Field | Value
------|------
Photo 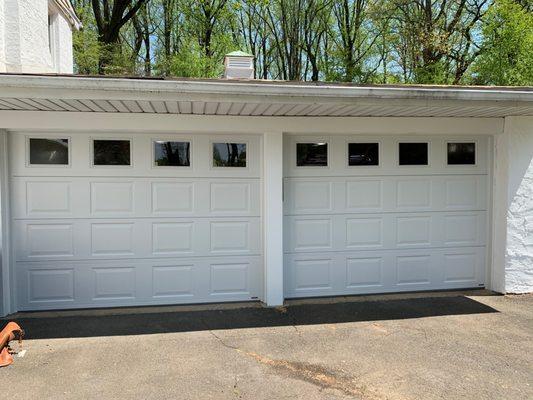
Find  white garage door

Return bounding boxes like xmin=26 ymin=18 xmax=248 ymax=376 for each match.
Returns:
xmin=284 ymin=135 xmax=489 ymax=298
xmin=10 ymin=132 xmax=263 ymax=311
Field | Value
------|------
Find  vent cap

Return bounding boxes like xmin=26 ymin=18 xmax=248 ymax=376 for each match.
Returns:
xmin=224 ymin=51 xmax=254 ymax=79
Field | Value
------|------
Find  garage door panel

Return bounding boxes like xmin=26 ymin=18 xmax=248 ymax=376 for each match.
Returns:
xmin=10 ymin=133 xmax=263 ymax=178
xmin=284 ymin=212 xmax=486 ymax=253
xmin=284 ymin=175 xmax=487 ymax=215
xmin=16 ymin=256 xmax=263 ymax=310
xmin=284 ymin=135 xmax=489 ymax=177
xmin=284 ymin=247 xmax=485 ymax=297
xmin=346 ymin=257 xmax=384 ymax=289
xmin=15 ymin=217 xmax=261 ymax=261
xmin=12 ymin=177 xmax=261 ymax=219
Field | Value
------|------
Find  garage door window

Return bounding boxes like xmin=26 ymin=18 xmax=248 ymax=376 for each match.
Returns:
xmin=29 ymin=138 xmax=69 ymax=165
xmin=297 ymin=143 xmax=328 ymax=166
xmin=348 ymin=143 xmax=379 ymax=166
xmin=93 ymin=139 xmax=131 ymax=166
xmin=213 ymin=142 xmax=246 ymax=167
xmin=399 ymin=142 xmax=428 ymax=165
xmin=447 ymin=142 xmax=475 ymax=165
xmin=154 ymin=141 xmax=191 ymax=167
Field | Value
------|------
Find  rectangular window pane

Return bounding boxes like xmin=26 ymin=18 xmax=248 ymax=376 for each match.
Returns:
xmin=297 ymin=143 xmax=328 ymax=166
xmin=447 ymin=142 xmax=475 ymax=165
xmin=348 ymin=143 xmax=379 ymax=166
xmin=399 ymin=142 xmax=428 ymax=165
xmin=93 ymin=139 xmax=131 ymax=166
xmin=213 ymin=143 xmax=246 ymax=167
xmin=154 ymin=141 xmax=190 ymax=166
xmin=29 ymin=138 xmax=69 ymax=165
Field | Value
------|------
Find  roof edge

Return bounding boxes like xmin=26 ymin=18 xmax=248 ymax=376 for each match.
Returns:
xmin=51 ymin=0 xmax=82 ymax=30
xmin=0 ymin=74 xmax=531 ymax=106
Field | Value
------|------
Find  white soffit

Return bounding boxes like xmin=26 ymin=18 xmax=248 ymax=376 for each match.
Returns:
xmin=0 ymin=75 xmax=532 ymax=118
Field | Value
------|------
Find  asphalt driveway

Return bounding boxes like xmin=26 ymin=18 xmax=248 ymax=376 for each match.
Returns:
xmin=2 ymin=291 xmax=532 ymax=400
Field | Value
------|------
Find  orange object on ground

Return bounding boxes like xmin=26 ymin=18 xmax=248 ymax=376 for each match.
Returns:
xmin=0 ymin=322 xmax=24 ymax=367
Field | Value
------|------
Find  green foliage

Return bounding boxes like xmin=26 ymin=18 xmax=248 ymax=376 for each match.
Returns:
xmin=71 ymin=0 xmax=532 ymax=85
xmin=471 ymin=0 xmax=533 ymax=85
xmin=72 ymin=3 xmax=100 ymax=74
xmin=168 ymin=40 xmax=227 ymax=78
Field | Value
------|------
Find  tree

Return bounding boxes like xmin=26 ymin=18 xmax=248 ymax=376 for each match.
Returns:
xmin=90 ymin=0 xmax=149 ymax=73
xmin=391 ymin=0 xmax=489 ymax=84
xmin=472 ymin=0 xmax=533 ymax=85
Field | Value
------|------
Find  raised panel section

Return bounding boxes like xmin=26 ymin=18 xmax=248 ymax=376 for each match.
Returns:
xmin=396 ymin=216 xmax=431 ymax=246
xmin=293 ymin=259 xmax=331 ymax=290
xmin=152 ymin=265 xmax=193 ymax=297
xmin=396 ymin=180 xmax=431 ymax=209
xmin=93 ymin=267 xmax=135 ymax=299
xmin=27 ymin=182 xmax=71 ymax=215
xmin=292 ymin=181 xmax=332 ymax=212
xmin=444 ymin=215 xmax=478 ymax=245
xmin=293 ymin=219 xmax=332 ymax=250
xmin=29 ymin=269 xmax=74 ymax=302
xmin=346 ymin=180 xmax=382 ymax=210
xmin=91 ymin=223 xmax=134 ymax=256
xmin=445 ymin=178 xmax=478 ymax=209
xmin=210 ymin=263 xmax=249 ymax=294
xmin=210 ymin=183 xmax=250 ymax=212
xmin=444 ymin=253 xmax=477 ymax=282
xmin=396 ymin=255 xmax=430 ymax=285
xmin=152 ymin=223 xmax=193 ymax=255
xmin=346 ymin=257 xmax=382 ymax=288
xmin=210 ymin=221 xmax=249 ymax=252
xmin=27 ymin=224 xmax=74 ymax=257
xmin=91 ymin=182 xmax=134 ymax=214
xmin=152 ymin=182 xmax=194 ymax=213
xmin=346 ymin=218 xmax=382 ymax=248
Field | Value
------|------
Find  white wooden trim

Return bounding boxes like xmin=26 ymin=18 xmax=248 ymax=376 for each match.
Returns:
xmin=0 ymin=111 xmax=504 ymax=136
xmin=263 ymin=131 xmax=284 ymax=306
xmin=0 ymin=130 xmax=13 ymax=316
xmin=490 ymin=130 xmax=508 ymax=293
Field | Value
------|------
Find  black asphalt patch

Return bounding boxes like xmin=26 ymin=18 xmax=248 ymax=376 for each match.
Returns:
xmin=10 ymin=295 xmax=498 ymax=340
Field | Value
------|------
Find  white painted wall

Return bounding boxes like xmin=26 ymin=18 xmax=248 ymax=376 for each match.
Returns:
xmin=2 ymin=0 xmax=75 ymax=73
xmin=504 ymin=116 xmax=533 ymax=293
xmin=0 ymin=1 xmax=6 ymax=72
xmin=55 ymin=10 xmax=74 ymax=73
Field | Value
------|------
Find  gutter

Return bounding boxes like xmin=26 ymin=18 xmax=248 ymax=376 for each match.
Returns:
xmin=0 ymin=75 xmax=531 ymax=115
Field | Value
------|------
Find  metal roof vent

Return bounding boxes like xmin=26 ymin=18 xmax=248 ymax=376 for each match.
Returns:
xmin=224 ymin=51 xmax=254 ymax=79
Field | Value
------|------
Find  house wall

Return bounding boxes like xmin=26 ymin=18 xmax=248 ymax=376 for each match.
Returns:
xmin=504 ymin=116 xmax=533 ymax=293
xmin=55 ymin=10 xmax=74 ymax=73
xmin=0 ymin=1 xmax=6 ymax=72
xmin=2 ymin=0 xmax=74 ymax=73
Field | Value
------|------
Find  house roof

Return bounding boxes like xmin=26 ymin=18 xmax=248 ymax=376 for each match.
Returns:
xmin=51 ymin=0 xmax=82 ymax=30
xmin=0 ymin=73 xmax=531 ymax=118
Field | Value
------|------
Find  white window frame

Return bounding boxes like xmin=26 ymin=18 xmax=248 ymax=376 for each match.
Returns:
xmin=151 ymin=137 xmax=193 ymax=169
xmin=25 ymin=135 xmax=72 ymax=168
xmin=445 ymin=140 xmax=478 ymax=167
xmin=48 ymin=3 xmax=60 ymax=70
xmin=90 ymin=137 xmax=134 ymax=168
xmin=210 ymin=140 xmax=249 ymax=169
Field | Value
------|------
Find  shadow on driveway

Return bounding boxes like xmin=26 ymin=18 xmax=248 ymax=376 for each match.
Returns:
xmin=10 ymin=295 xmax=498 ymax=340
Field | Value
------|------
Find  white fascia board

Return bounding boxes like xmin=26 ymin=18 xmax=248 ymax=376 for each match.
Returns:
xmin=0 ymin=75 xmax=531 ymax=108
